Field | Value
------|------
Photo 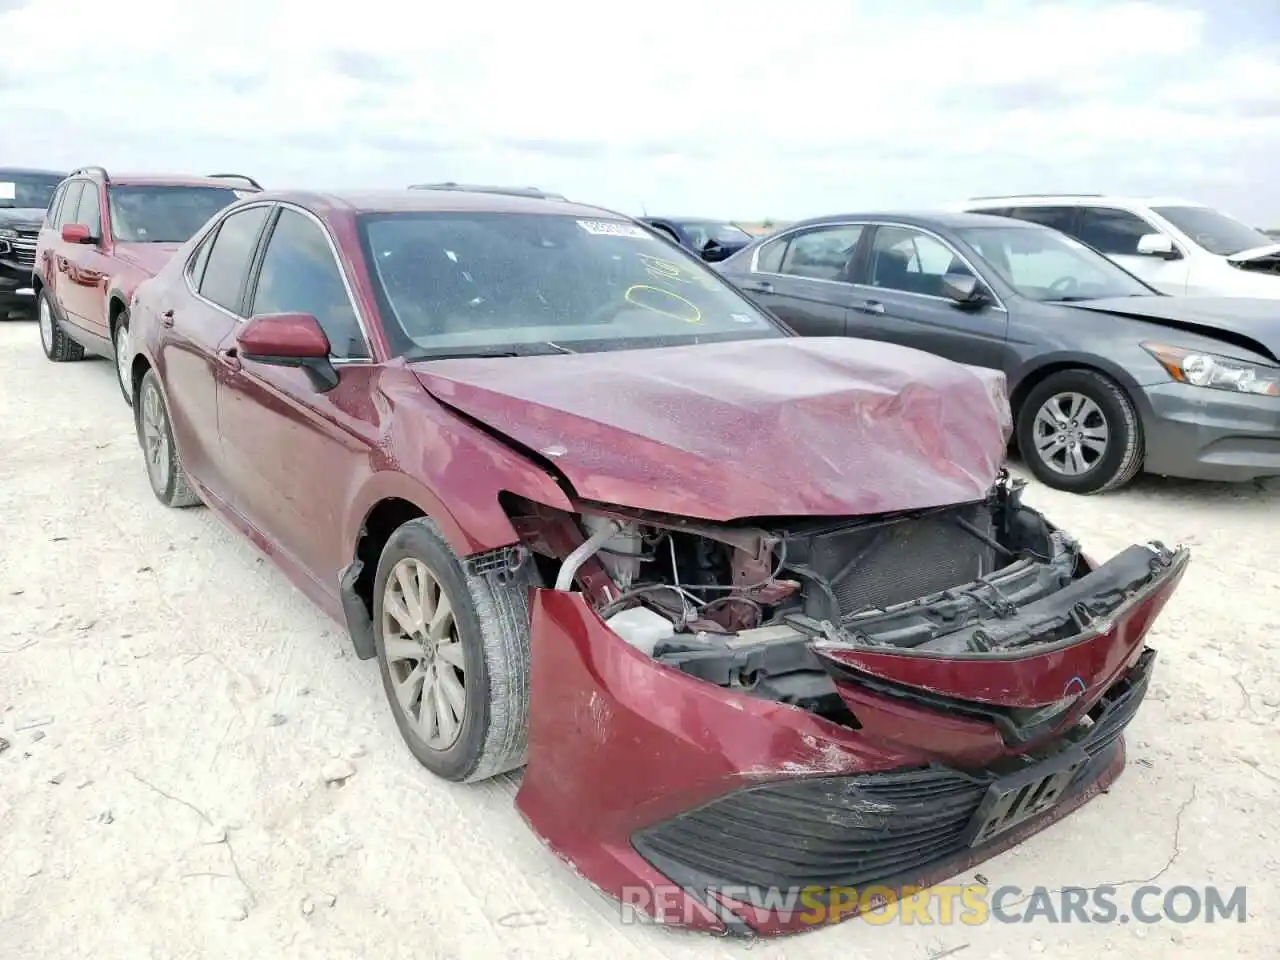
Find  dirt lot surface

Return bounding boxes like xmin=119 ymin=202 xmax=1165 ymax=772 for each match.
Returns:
xmin=1 ymin=321 xmax=1277 ymax=959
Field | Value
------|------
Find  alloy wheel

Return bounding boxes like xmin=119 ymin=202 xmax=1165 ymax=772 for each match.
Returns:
xmin=381 ymin=557 xmax=467 ymax=751
xmin=38 ymin=298 xmax=53 ymax=356
xmin=114 ymin=324 xmax=130 ymax=399
xmin=140 ymin=381 xmax=170 ymax=492
xmin=1031 ymin=391 xmax=1110 ymax=476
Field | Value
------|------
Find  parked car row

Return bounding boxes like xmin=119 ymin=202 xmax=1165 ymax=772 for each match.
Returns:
xmin=717 ymin=210 xmax=1280 ymax=495
xmin=15 ymin=173 xmax=1188 ymax=937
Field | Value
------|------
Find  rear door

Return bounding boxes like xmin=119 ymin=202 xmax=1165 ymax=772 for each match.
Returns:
xmin=217 ymin=205 xmax=376 ymax=585
xmin=1075 ymin=206 xmax=1189 ymax=294
xmin=732 ymin=223 xmax=866 ymax=336
xmin=159 ymin=203 xmax=272 ymax=499
xmin=847 ymin=223 xmax=1009 ymax=370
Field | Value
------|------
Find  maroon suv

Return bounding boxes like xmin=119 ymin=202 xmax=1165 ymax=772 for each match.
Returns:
xmin=34 ymin=167 xmax=260 ymax=403
xmin=125 ymin=187 xmax=1188 ymax=937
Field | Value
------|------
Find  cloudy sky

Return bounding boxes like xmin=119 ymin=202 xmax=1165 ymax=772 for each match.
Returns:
xmin=2 ymin=0 xmax=1278 ymax=222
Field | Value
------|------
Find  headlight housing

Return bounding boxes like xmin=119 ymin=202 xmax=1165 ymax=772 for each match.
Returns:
xmin=1142 ymin=341 xmax=1280 ymax=397
xmin=0 ymin=228 xmax=17 ymax=240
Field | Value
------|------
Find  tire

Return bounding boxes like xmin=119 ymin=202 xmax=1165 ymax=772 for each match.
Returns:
xmin=38 ymin=290 xmax=85 ymax=363
xmin=135 ymin=369 xmax=203 ymax=508
xmin=1016 ymin=369 xmax=1143 ymax=495
xmin=112 ymin=308 xmax=133 ymax=407
xmin=373 ymin=517 xmax=534 ymax=783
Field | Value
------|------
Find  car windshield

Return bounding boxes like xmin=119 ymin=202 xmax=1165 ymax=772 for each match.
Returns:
xmin=358 ymin=211 xmax=786 ymax=359
xmin=956 ymin=224 xmax=1155 ymax=301
xmin=1150 ymin=205 xmax=1276 ymax=257
xmin=0 ymin=172 xmax=62 ymax=209
xmin=107 ymin=185 xmax=240 ymax=243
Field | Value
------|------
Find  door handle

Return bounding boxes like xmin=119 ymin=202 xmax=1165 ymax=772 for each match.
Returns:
xmin=160 ymin=309 xmax=175 ymax=327
xmin=742 ymin=280 xmax=774 ymax=294
xmin=218 ymin=346 xmax=241 ymax=371
xmin=859 ymin=300 xmax=886 ymax=314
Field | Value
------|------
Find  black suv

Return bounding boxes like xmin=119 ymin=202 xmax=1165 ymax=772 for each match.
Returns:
xmin=1 ymin=167 xmax=65 ymax=319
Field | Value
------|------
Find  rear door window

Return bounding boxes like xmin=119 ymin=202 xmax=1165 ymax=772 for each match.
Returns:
xmin=1076 ymin=208 xmax=1153 ymax=255
xmin=197 ymin=205 xmax=270 ymax=314
xmin=778 ymin=225 xmax=865 ymax=280
xmin=1004 ymin=206 xmax=1080 ymax=235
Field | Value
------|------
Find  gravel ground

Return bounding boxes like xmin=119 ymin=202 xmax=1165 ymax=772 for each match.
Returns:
xmin=1 ymin=320 xmax=1277 ymax=959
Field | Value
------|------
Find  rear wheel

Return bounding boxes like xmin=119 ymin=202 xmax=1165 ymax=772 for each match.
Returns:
xmin=136 ymin=369 xmax=202 ymax=508
xmin=112 ymin=308 xmax=132 ymax=407
xmin=38 ymin=291 xmax=85 ymax=363
xmin=1016 ymin=369 xmax=1143 ymax=494
xmin=373 ymin=517 xmax=534 ymax=783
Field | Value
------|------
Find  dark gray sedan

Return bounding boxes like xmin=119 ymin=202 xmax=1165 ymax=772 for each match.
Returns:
xmin=717 ymin=212 xmax=1280 ymax=494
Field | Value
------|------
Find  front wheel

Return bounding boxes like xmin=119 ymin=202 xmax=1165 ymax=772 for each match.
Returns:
xmin=1016 ymin=369 xmax=1144 ymax=494
xmin=112 ymin=309 xmax=132 ymax=407
xmin=373 ymin=517 xmax=535 ymax=783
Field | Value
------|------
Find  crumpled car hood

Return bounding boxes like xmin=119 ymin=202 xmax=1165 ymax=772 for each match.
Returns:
xmin=412 ymin=337 xmax=1011 ymax=521
xmin=1227 ymin=242 xmax=1280 ymax=264
xmin=1068 ymin=296 xmax=1280 ymax=360
xmin=112 ymin=241 xmax=183 ymax=276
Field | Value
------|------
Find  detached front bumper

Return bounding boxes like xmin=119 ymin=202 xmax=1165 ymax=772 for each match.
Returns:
xmin=514 ymin=547 xmax=1186 ymax=937
xmin=1139 ymin=381 xmax=1280 ymax=482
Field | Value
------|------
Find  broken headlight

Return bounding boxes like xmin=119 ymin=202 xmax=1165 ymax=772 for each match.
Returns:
xmin=1143 ymin=341 xmax=1280 ymax=397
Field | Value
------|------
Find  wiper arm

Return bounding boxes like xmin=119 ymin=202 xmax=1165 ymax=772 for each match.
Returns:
xmin=411 ymin=342 xmax=578 ymax=362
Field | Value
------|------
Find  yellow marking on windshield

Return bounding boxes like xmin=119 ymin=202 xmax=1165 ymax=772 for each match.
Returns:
xmin=638 ymin=253 xmax=721 ymax=292
xmin=624 ymin=285 xmax=703 ymax=323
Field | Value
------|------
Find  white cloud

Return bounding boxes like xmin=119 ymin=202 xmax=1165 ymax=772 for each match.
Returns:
xmin=2 ymin=0 xmax=1279 ymax=222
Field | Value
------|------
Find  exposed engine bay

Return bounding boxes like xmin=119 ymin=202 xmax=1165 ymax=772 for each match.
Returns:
xmin=502 ymin=470 xmax=1179 ymax=725
xmin=1230 ymin=251 xmax=1280 ymax=275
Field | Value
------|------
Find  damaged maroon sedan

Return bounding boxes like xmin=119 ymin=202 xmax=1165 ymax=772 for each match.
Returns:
xmin=124 ymin=188 xmax=1189 ymax=937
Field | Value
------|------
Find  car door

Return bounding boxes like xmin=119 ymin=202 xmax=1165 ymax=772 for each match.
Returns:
xmin=216 ymin=204 xmax=377 ymax=587
xmin=1076 ymin=206 xmax=1190 ymax=294
xmin=159 ymin=203 xmax=272 ymax=500
xmin=61 ymin=182 xmax=112 ymax=338
xmin=42 ymin=180 xmax=84 ymax=322
xmin=733 ymin=223 xmax=866 ymax=335
xmin=847 ymin=223 xmax=1009 ymax=370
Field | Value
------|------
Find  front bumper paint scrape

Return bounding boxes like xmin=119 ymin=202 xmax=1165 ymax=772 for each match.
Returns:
xmin=513 ymin=544 xmax=1189 ymax=937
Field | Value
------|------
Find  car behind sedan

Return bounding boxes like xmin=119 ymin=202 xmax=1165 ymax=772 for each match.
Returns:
xmin=717 ymin=212 xmax=1280 ymax=494
xmin=125 ymin=189 xmax=1186 ymax=936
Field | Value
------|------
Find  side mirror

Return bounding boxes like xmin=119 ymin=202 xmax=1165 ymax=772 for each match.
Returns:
xmin=1136 ymin=233 xmax=1180 ymax=260
xmin=236 ymin=313 xmax=339 ymax=391
xmin=941 ymin=273 xmax=987 ymax=307
xmin=61 ymin=223 xmax=95 ymax=244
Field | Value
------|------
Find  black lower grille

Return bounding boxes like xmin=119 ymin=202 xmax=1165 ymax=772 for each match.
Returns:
xmin=632 ymin=648 xmax=1154 ymax=895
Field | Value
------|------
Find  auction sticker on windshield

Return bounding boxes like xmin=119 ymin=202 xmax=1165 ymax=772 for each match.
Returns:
xmin=577 ymin=219 xmax=647 ymax=239
xmin=0 ymin=183 xmax=16 ymax=201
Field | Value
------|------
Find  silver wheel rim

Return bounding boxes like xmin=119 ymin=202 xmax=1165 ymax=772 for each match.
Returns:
xmin=381 ymin=558 xmax=466 ymax=751
xmin=38 ymin=299 xmax=53 ymax=354
xmin=115 ymin=324 xmax=130 ymax=396
xmin=1032 ymin=392 xmax=1109 ymax=476
xmin=140 ymin=383 xmax=170 ymax=492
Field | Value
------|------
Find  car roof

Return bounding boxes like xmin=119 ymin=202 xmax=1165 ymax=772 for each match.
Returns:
xmin=958 ymin=195 xmax=1208 ymax=209
xmin=103 ymin=174 xmax=258 ymax=189
xmin=779 ymin=210 xmax=1040 ymax=232
xmin=257 ymin=188 xmax=625 ymax=219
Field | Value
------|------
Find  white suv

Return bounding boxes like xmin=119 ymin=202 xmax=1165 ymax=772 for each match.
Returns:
xmin=953 ymin=194 xmax=1280 ymax=298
